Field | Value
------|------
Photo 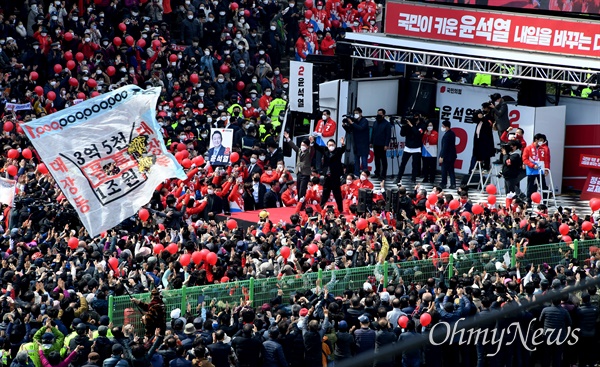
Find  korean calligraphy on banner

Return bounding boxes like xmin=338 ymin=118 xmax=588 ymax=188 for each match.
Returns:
xmin=0 ymin=177 xmax=16 ymax=206
xmin=385 ymin=2 xmax=600 ymax=58
xmin=22 ymin=85 xmax=187 ymax=237
xmin=208 ymin=129 xmax=233 ymax=166
xmin=289 ymin=61 xmax=313 ymax=114
xmin=579 ymin=154 xmax=600 ymax=200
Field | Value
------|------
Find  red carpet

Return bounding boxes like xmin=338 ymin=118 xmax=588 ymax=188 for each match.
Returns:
xmin=217 ymin=207 xmax=299 ymax=228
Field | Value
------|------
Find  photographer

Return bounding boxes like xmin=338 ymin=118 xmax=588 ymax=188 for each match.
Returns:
xmin=467 ymin=106 xmax=495 ymax=174
xmin=489 ymin=93 xmax=509 ymax=138
xmin=393 ymin=112 xmax=426 ymax=185
xmin=501 ymin=140 xmax=523 ymax=195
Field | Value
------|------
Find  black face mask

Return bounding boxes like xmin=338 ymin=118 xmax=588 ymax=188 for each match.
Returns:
xmin=376 ymin=115 xmax=383 ymax=121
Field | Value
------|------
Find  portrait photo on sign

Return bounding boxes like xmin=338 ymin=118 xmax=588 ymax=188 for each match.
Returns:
xmin=208 ymin=128 xmax=233 ymax=166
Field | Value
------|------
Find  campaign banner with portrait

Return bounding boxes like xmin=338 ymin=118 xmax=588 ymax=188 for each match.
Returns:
xmin=208 ymin=128 xmax=233 ymax=166
xmin=22 ymin=85 xmax=186 ymax=237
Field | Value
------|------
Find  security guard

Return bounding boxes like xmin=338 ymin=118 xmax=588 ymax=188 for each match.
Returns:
xmin=266 ymin=93 xmax=287 ymax=129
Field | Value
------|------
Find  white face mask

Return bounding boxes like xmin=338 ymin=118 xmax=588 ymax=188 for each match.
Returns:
xmin=274 ymin=70 xmax=280 ymax=75
xmin=199 ymin=92 xmax=205 ymax=97
xmin=207 ymin=117 xmax=212 ymax=123
xmin=198 ymin=103 xmax=204 ymax=108
xmin=259 ymin=60 xmax=265 ymax=64
xmin=283 ymin=84 xmax=289 ymax=88
xmin=207 ymin=189 xmax=214 ymax=195
xmin=328 ymin=145 xmax=335 ymax=152
xmin=266 ymin=170 xmax=273 ymax=175
xmin=537 ymin=141 xmax=544 ymax=146
xmin=259 ymin=155 xmax=266 ymax=160
xmin=270 ymin=25 xmax=276 ymax=30
xmin=204 ymin=51 xmax=210 ymax=55
xmin=188 ymin=15 xmax=193 ymax=19
xmin=220 ymin=11 xmax=226 ymax=15
xmin=167 ymin=73 xmax=173 ymax=79
xmin=265 ymin=91 xmax=271 ymax=96
xmin=200 ymin=133 xmax=207 ymax=138
xmin=346 ymin=179 xmax=352 ymax=185
xmin=217 ymin=105 xmax=224 ymax=110
xmin=218 ymin=78 xmax=224 ymax=83
xmin=252 ymin=78 xmax=257 ymax=83
xmin=52 ymin=16 xmax=58 ymax=21
xmin=427 ymin=126 xmax=433 ymax=131
xmin=322 ymin=115 xmax=327 ymax=121
xmin=120 ymin=68 xmax=126 ymax=73
xmin=346 ymin=250 xmax=353 ymax=256
xmin=73 ymin=16 xmax=79 ymax=21
xmin=360 ymin=175 xmax=366 ymax=181
xmin=300 ymin=145 xmax=307 ymax=152
xmin=250 ymin=158 xmax=257 ymax=163
xmin=354 ymin=113 xmax=360 ymax=119
xmin=246 ymin=103 xmax=251 ymax=108
xmin=259 ymin=50 xmax=265 ymax=55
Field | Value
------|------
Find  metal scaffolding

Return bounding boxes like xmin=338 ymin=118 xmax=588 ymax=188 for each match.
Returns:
xmin=346 ymin=35 xmax=600 ymax=86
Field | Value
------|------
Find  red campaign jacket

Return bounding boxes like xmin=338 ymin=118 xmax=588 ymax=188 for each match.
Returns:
xmin=228 ymin=183 xmax=245 ymax=210
xmin=315 ymin=118 xmax=336 ymax=137
xmin=243 ymin=106 xmax=259 ymax=119
xmin=538 ymin=143 xmax=551 ymax=170
xmin=320 ymin=36 xmax=336 ymax=56
xmin=314 ymin=9 xmax=331 ymax=30
xmin=295 ymin=37 xmax=308 ymax=60
xmin=422 ymin=130 xmax=438 ymax=146
xmin=281 ymin=187 xmax=297 ymax=206
xmin=500 ymin=131 xmax=527 ymax=150
xmin=522 ymin=143 xmax=541 ymax=170
xmin=342 ymin=182 xmax=357 ymax=199
xmin=259 ymin=95 xmax=272 ymax=111
xmin=354 ymin=179 xmax=374 ymax=191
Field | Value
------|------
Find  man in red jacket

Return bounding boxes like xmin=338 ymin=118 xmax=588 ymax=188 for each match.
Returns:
xmin=522 ymin=133 xmax=548 ymax=205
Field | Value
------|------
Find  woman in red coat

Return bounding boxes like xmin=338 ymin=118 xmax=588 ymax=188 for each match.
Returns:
xmin=422 ymin=121 xmax=438 ymax=183
xmin=320 ymin=32 xmax=336 ymax=56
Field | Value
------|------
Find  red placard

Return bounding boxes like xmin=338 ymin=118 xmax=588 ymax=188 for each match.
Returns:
xmin=580 ymin=154 xmax=600 ymax=169
xmin=385 ymin=2 xmax=600 ymax=58
xmin=581 ymin=173 xmax=600 ymax=201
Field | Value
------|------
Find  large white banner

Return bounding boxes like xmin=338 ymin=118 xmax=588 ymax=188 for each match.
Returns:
xmin=289 ymin=61 xmax=313 ymax=113
xmin=0 ymin=177 xmax=15 ymax=206
xmin=436 ymin=83 xmax=536 ymax=175
xmin=22 ymin=85 xmax=186 ymax=237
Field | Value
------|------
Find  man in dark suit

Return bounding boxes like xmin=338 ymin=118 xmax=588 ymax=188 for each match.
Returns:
xmin=266 ymin=142 xmax=283 ymax=168
xmin=251 ymin=173 xmax=267 ymax=209
xmin=313 ymin=136 xmax=346 ymax=213
xmin=203 ymin=183 xmax=224 ymax=220
xmin=285 ymin=131 xmax=313 ymax=200
xmin=207 ymin=330 xmax=236 ymax=367
xmin=245 ymin=152 xmax=263 ymax=182
xmin=343 ymin=107 xmax=370 ymax=175
xmin=439 ymin=120 xmax=457 ymax=189
xmin=263 ymin=180 xmax=282 ymax=208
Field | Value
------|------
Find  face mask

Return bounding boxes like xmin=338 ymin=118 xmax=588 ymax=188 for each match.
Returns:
xmin=72 ymin=16 xmax=79 ymax=21
xmin=41 ymin=33 xmax=47 ymax=37
xmin=132 ymin=12 xmax=139 ymax=16
xmin=346 ymin=250 xmax=353 ymax=256
xmin=83 ymin=76 xmax=89 ymax=81
xmin=328 ymin=145 xmax=335 ymax=152
xmin=208 ymin=17 xmax=214 ymax=21
xmin=249 ymin=158 xmax=257 ymax=164
xmin=204 ymin=50 xmax=210 ymax=55
xmin=88 ymin=7 xmax=93 ymax=12
xmin=361 ymin=175 xmax=368 ymax=181
xmin=346 ymin=179 xmax=352 ymax=185
xmin=266 ymin=170 xmax=273 ymax=175
xmin=441 ymin=127 xmax=447 ymax=132
xmin=427 ymin=126 xmax=433 ymax=131
xmin=50 ymin=81 xmax=56 ymax=87
xmin=354 ymin=22 xmax=359 ymax=27
xmin=244 ymin=103 xmax=251 ymax=108
xmin=52 ymin=16 xmax=58 ymax=21
xmin=265 ymin=91 xmax=271 ymax=96
xmin=289 ymin=3 xmax=295 ymax=6
xmin=220 ymin=11 xmax=226 ymax=15
xmin=251 ymin=93 xmax=257 ymax=98
xmin=538 ymin=141 xmax=544 ymax=146
xmin=207 ymin=117 xmax=213 ymax=123
xmin=207 ymin=189 xmax=214 ymax=195
xmin=354 ymin=113 xmax=360 ymax=119
xmin=217 ymin=105 xmax=224 ymax=110
xmin=42 ymin=344 xmax=53 ymax=350
xmin=103 ymin=41 xmax=109 ymax=46
xmin=227 ymin=23 xmax=233 ymax=28
xmin=259 ymin=155 xmax=266 ymax=160
xmin=224 ymin=50 xmax=230 ymax=54
xmin=188 ymin=15 xmax=193 ymax=19
xmin=283 ymin=84 xmax=289 ymax=89
xmin=274 ymin=70 xmax=280 ymax=75
xmin=317 ymin=5 xmax=323 ymax=9
xmin=218 ymin=78 xmax=224 ymax=83
xmin=322 ymin=115 xmax=327 ymax=121
xmin=120 ymin=68 xmax=126 ymax=73
xmin=300 ymin=145 xmax=308 ymax=152
xmin=259 ymin=50 xmax=265 ymax=55
xmin=259 ymin=60 xmax=265 ymax=65
xmin=33 ymin=45 xmax=39 ymax=50
xmin=251 ymin=78 xmax=258 ymax=83
xmin=494 ymin=101 xmax=499 ymax=106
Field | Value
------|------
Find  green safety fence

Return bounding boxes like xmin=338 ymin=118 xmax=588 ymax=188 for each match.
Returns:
xmin=108 ymin=239 xmax=597 ymax=332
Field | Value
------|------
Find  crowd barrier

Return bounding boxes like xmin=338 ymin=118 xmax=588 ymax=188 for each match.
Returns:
xmin=108 ymin=239 xmax=597 ymax=334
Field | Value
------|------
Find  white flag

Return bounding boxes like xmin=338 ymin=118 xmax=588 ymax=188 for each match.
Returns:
xmin=22 ymin=85 xmax=186 ymax=237
xmin=0 ymin=177 xmax=15 ymax=206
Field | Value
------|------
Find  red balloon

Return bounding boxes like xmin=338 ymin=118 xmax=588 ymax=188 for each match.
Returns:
xmin=563 ymin=235 xmax=573 ymax=243
xmin=91 ymin=91 xmax=101 ymax=98
xmin=64 ymin=32 xmax=73 ymax=42
xmin=582 ymin=221 xmax=593 ymax=232
xmin=166 ymin=243 xmax=178 ymax=254
xmin=169 ymin=54 xmax=178 ymax=63
xmin=177 ymin=143 xmax=187 ymax=152
xmin=243 ymin=9 xmax=250 ymax=17
xmin=236 ymin=81 xmax=245 ymax=91
xmin=206 ymin=252 xmax=218 ymax=265
xmin=520 ymin=219 xmax=528 ymax=229
xmin=153 ymin=243 xmax=164 ymax=254
xmin=230 ymin=2 xmax=239 ymax=10
xmin=30 ymin=71 xmax=38 ymax=81
xmin=357 ymin=218 xmax=368 ymax=230
xmin=180 ymin=150 xmax=190 ymax=159
xmin=65 ymin=51 xmax=73 ymax=61
xmin=87 ymin=78 xmax=97 ymax=88
xmin=192 ymin=156 xmax=205 ymax=166
xmin=77 ymin=92 xmax=86 ymax=100
xmin=591 ymin=198 xmax=600 ymax=212
xmin=106 ymin=66 xmax=116 ymax=76
xmin=21 ymin=149 xmax=32 ymax=160
xmin=6 ymin=165 xmax=17 ymax=177
xmin=175 ymin=151 xmax=184 ymax=162
xmin=486 ymin=184 xmax=497 ymax=195
xmin=118 ymin=22 xmax=127 ymax=32
xmin=420 ymin=313 xmax=432 ymax=327
xmin=158 ymin=223 xmax=166 ymax=231
xmin=37 ymin=163 xmax=48 ymax=174
xmin=472 ymin=204 xmax=483 ymax=215
xmin=138 ymin=208 xmax=150 ymax=221
xmin=66 ymin=60 xmax=76 ymax=70
xmin=398 ymin=315 xmax=408 ymax=328
xmin=75 ymin=52 xmax=84 ymax=62
xmin=179 ymin=253 xmax=191 ymax=266
xmin=54 ymin=64 xmax=63 ymax=74
xmin=427 ymin=193 xmax=437 ymax=205
xmin=191 ymin=251 xmax=202 ymax=264
xmin=487 ymin=195 xmax=496 ymax=205
xmin=137 ymin=38 xmax=146 ymax=48
xmin=305 ymin=10 xmax=313 ymax=19
xmin=461 ymin=211 xmax=472 ymax=222
xmin=34 ymin=86 xmax=44 ymax=96
xmin=531 ymin=192 xmax=541 ymax=204
xmin=68 ymin=237 xmax=79 ymax=249
xmin=125 ymin=36 xmax=134 ymax=46
xmin=307 ymin=244 xmax=318 ymax=255
xmin=219 ymin=64 xmax=230 ymax=74
xmin=200 ymin=249 xmax=210 ymax=261
xmin=305 ymin=0 xmax=314 ymax=8
xmin=280 ymin=246 xmax=290 ymax=259
xmin=113 ymin=37 xmax=122 ymax=47
xmin=7 ymin=149 xmax=18 ymax=159
xmin=3 ymin=121 xmax=13 ymax=133
xmin=226 ymin=219 xmax=237 ymax=230
xmin=69 ymin=77 xmax=78 ymax=87
xmin=221 ymin=276 xmax=229 ymax=283
xmin=108 ymin=257 xmax=119 ymax=271
xmin=559 ymin=223 xmax=569 ymax=236
xmin=152 ymin=39 xmax=161 ymax=50
xmin=230 ymin=152 xmax=239 ymax=163
xmin=190 ymin=73 xmax=199 ymax=84
xmin=181 ymin=158 xmax=192 ymax=169
xmin=46 ymin=91 xmax=56 ymax=101
xmin=448 ymin=199 xmax=460 ymax=211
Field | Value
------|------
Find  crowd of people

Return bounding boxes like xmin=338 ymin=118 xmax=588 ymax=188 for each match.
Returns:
xmin=0 ymin=1 xmax=598 ymax=367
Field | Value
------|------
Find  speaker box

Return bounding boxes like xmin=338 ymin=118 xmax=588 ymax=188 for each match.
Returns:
xmin=385 ymin=188 xmax=399 ymax=212
xmin=358 ymin=188 xmax=373 ymax=213
xmin=517 ymin=80 xmax=546 ymax=107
